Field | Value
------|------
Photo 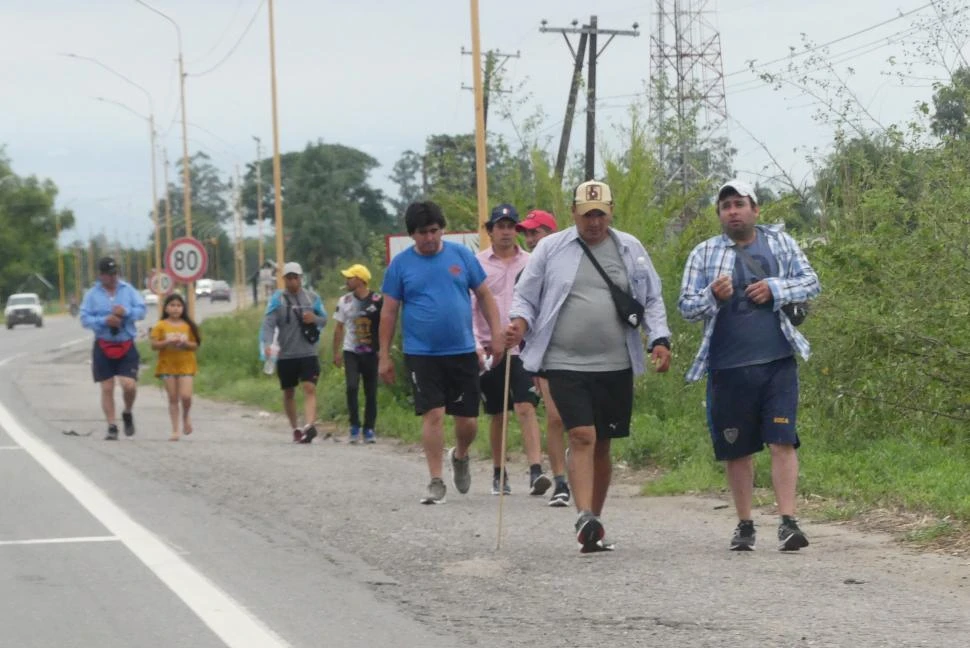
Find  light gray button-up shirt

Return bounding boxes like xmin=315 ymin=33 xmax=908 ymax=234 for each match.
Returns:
xmin=509 ymin=225 xmax=671 ymax=375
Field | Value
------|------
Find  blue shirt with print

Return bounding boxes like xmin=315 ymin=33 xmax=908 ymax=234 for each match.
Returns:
xmin=382 ymin=241 xmax=486 ymax=355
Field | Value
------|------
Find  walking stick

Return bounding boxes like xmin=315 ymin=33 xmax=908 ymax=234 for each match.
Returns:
xmin=495 ymin=352 xmax=512 ymax=550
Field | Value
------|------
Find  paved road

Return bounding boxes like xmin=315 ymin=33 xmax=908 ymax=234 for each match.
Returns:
xmin=2 ymin=304 xmax=969 ymax=647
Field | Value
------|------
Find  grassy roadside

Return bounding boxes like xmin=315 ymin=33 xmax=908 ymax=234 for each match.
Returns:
xmin=139 ymin=305 xmax=969 ymax=552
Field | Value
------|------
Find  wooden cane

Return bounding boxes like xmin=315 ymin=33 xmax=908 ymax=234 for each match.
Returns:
xmin=495 ymin=352 xmax=513 ymax=550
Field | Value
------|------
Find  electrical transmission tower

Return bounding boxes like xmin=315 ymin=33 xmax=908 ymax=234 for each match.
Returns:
xmin=650 ymin=0 xmax=728 ymax=196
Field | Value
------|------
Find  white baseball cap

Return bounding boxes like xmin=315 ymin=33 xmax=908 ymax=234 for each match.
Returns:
xmin=717 ymin=179 xmax=758 ymax=205
xmin=282 ymin=261 xmax=303 ymax=276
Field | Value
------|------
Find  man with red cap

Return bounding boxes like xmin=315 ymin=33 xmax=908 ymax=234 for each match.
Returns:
xmin=514 ymin=210 xmax=571 ymax=506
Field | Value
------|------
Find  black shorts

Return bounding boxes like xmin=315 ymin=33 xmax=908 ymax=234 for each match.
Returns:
xmin=404 ymin=353 xmax=480 ymax=418
xmin=706 ymin=356 xmax=800 ymax=460
xmin=276 ymin=355 xmax=321 ymax=390
xmin=479 ymin=355 xmax=539 ymax=415
xmin=92 ymin=341 xmax=140 ymax=383
xmin=545 ymin=369 xmax=634 ymax=439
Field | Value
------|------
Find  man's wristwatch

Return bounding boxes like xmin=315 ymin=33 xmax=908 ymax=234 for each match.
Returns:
xmin=648 ymin=337 xmax=671 ymax=352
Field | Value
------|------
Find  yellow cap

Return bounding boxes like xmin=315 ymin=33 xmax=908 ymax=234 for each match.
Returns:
xmin=340 ymin=263 xmax=372 ymax=283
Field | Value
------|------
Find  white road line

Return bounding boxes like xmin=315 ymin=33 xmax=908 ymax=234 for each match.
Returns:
xmin=0 ymin=535 xmax=119 ymax=546
xmin=0 ymin=401 xmax=290 ymax=648
xmin=0 ymin=445 xmax=24 ymax=450
xmin=56 ymin=336 xmax=90 ymax=350
xmin=0 ymin=354 xmax=23 ymax=368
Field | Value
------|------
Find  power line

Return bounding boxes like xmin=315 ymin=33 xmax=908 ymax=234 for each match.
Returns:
xmin=725 ymin=2 xmax=935 ymax=78
xmin=187 ymin=0 xmax=246 ymax=65
xmin=190 ymin=0 xmax=266 ymax=78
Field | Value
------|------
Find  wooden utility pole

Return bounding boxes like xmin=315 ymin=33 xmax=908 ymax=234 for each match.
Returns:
xmin=461 ymin=48 xmax=519 ymax=131
xmin=253 ymin=136 xmax=264 ymax=271
xmin=267 ymin=0 xmax=285 ymax=288
xmin=540 ymin=16 xmax=639 ymax=180
xmin=469 ymin=0 xmax=489 ymax=245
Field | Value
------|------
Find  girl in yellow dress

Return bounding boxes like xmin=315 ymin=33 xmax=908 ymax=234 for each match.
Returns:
xmin=150 ymin=293 xmax=201 ymax=441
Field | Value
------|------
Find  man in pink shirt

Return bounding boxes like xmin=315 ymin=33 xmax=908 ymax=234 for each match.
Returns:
xmin=516 ymin=210 xmax=570 ymax=506
xmin=473 ymin=204 xmax=552 ymax=497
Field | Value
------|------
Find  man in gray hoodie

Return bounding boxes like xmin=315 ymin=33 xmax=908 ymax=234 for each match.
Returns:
xmin=261 ymin=262 xmax=328 ymax=443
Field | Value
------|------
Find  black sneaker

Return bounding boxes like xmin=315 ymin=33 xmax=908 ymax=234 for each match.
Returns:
xmin=575 ymin=511 xmax=605 ymax=554
xmin=122 ymin=411 xmax=135 ymax=437
xmin=548 ymin=481 xmax=570 ymax=507
xmin=778 ymin=517 xmax=809 ymax=551
xmin=529 ymin=472 xmax=552 ymax=496
xmin=299 ymin=425 xmax=318 ymax=444
xmin=491 ymin=474 xmax=511 ymax=495
xmin=730 ymin=520 xmax=756 ymax=551
xmin=105 ymin=424 xmax=119 ymax=441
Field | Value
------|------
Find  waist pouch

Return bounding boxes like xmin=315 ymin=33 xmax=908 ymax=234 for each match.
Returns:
xmin=98 ymin=339 xmax=133 ymax=360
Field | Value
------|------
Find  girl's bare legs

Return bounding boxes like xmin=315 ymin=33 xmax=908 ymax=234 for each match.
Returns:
xmin=163 ymin=377 xmax=180 ymax=440
xmin=178 ymin=376 xmax=194 ymax=435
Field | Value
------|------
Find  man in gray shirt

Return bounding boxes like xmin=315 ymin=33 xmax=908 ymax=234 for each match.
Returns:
xmin=261 ymin=262 xmax=328 ymax=444
xmin=507 ymin=181 xmax=672 ymax=553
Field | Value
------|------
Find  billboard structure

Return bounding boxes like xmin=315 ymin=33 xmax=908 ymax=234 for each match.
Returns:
xmin=384 ymin=231 xmax=481 ymax=264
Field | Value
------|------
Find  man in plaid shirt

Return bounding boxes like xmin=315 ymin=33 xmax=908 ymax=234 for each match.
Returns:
xmin=678 ymin=179 xmax=820 ymax=552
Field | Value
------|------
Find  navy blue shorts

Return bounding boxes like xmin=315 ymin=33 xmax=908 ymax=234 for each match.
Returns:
xmin=92 ymin=341 xmax=140 ymax=383
xmin=706 ymin=356 xmax=800 ymax=460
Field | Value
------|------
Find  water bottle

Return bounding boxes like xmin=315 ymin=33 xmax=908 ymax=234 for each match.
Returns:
xmin=263 ymin=344 xmax=279 ymax=375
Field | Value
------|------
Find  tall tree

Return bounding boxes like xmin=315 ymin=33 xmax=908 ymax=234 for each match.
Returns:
xmin=0 ymin=149 xmax=74 ymax=299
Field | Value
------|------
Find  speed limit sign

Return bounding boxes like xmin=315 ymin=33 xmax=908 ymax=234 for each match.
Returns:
xmin=149 ymin=270 xmax=174 ymax=295
xmin=164 ymin=237 xmax=208 ymax=283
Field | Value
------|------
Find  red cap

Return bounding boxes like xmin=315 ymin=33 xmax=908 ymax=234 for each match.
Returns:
xmin=516 ymin=210 xmax=557 ymax=232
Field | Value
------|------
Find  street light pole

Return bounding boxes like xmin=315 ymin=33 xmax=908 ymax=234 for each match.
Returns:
xmin=267 ymin=0 xmax=285 ymax=288
xmin=55 ymin=215 xmax=66 ymax=311
xmin=135 ymin=0 xmax=195 ymax=315
xmin=163 ymin=148 xmax=173 ymax=251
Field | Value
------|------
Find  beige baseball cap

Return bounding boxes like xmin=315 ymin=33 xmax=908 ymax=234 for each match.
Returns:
xmin=573 ymin=180 xmax=614 ymax=216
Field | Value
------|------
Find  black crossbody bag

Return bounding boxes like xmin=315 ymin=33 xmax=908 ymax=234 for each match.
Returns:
xmin=577 ymin=239 xmax=645 ymax=329
xmin=733 ymin=245 xmax=809 ymax=327
xmin=283 ymin=292 xmax=321 ymax=344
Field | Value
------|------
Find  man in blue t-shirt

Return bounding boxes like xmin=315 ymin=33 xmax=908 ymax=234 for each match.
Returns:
xmin=379 ymin=201 xmax=504 ymax=504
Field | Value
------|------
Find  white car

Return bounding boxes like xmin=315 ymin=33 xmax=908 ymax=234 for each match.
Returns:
xmin=5 ymin=293 xmax=43 ymax=329
xmin=141 ymin=289 xmax=160 ymax=306
xmin=195 ymin=278 xmax=214 ymax=297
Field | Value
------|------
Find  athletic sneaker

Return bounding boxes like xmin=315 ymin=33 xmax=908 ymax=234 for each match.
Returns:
xmin=348 ymin=425 xmax=361 ymax=444
xmin=730 ymin=520 xmax=756 ymax=551
xmin=420 ymin=478 xmax=447 ymax=505
xmin=105 ymin=424 xmax=119 ymax=441
xmin=300 ymin=425 xmax=318 ymax=444
xmin=449 ymin=447 xmax=471 ymax=494
xmin=292 ymin=428 xmax=303 ymax=443
xmin=575 ymin=511 xmax=605 ymax=554
xmin=363 ymin=428 xmax=376 ymax=444
xmin=491 ymin=474 xmax=511 ymax=495
xmin=122 ymin=411 xmax=135 ymax=437
xmin=529 ymin=472 xmax=552 ymax=496
xmin=548 ymin=481 xmax=570 ymax=507
xmin=778 ymin=517 xmax=809 ymax=551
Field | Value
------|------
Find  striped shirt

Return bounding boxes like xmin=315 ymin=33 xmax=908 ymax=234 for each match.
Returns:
xmin=509 ymin=226 xmax=671 ymax=375
xmin=678 ymin=224 xmax=821 ymax=382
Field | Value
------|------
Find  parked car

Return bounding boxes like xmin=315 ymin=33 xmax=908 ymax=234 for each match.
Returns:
xmin=4 ymin=293 xmax=43 ymax=329
xmin=209 ymin=280 xmax=231 ymax=302
xmin=195 ymin=278 xmax=214 ymax=297
xmin=141 ymin=289 xmax=159 ymax=306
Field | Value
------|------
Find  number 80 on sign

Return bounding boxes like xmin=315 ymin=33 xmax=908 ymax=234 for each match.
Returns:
xmin=164 ymin=237 xmax=209 ymax=283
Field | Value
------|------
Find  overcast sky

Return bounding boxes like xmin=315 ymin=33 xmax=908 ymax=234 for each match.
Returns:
xmin=1 ymin=0 xmax=960 ymax=244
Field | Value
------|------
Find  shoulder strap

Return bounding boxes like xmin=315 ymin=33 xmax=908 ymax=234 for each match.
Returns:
xmin=576 ymin=238 xmax=617 ymax=289
xmin=733 ymin=244 xmax=767 ymax=280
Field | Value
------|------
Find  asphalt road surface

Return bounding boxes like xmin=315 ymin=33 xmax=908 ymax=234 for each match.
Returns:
xmin=1 ymin=302 xmax=968 ymax=647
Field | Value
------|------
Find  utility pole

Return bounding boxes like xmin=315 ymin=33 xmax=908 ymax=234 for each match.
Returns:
xmin=461 ymin=48 xmax=519 ymax=131
xmin=469 ymin=0 xmax=489 ymax=245
xmin=233 ymin=165 xmax=245 ymax=308
xmin=540 ymin=16 xmax=639 ymax=180
xmin=267 ymin=0 xmax=286 ymax=289
xmin=253 ymin=136 xmax=264 ymax=271
xmin=162 ymin=148 xmax=173 ymax=252
xmin=540 ymin=19 xmax=588 ymax=182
